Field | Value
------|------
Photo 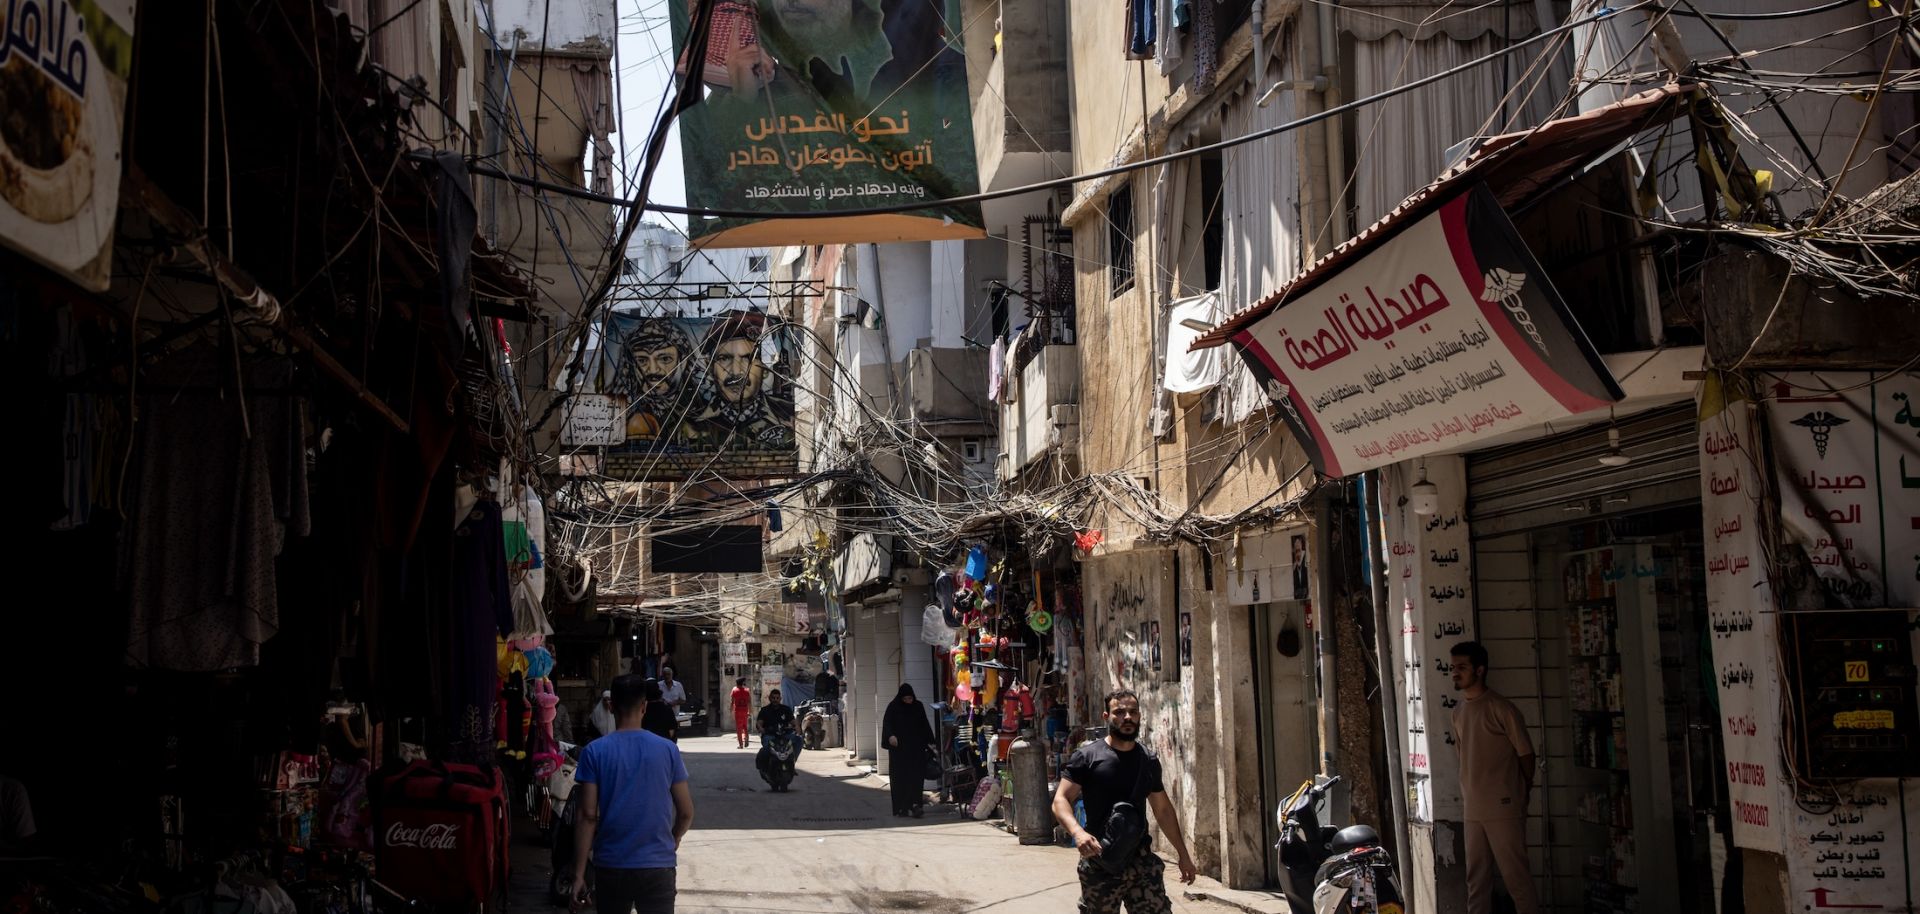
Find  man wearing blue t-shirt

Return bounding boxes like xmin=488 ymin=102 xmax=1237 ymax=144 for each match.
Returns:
xmin=572 ymin=674 xmax=695 ymax=913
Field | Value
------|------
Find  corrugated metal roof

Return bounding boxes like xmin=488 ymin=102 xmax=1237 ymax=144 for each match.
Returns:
xmin=1191 ymin=81 xmax=1697 ymax=350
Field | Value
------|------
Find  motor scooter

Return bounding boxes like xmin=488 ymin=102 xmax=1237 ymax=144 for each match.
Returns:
xmin=757 ymin=720 xmax=802 ymax=791
xmin=796 ymin=699 xmax=836 ymax=750
xmin=1274 ymin=775 xmax=1405 ymax=914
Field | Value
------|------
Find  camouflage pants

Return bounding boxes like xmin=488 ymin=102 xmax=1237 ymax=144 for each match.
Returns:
xmin=1077 ymin=848 xmax=1172 ymax=914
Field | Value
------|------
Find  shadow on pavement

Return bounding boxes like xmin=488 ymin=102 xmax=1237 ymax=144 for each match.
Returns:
xmin=677 ymin=733 xmax=957 ymax=832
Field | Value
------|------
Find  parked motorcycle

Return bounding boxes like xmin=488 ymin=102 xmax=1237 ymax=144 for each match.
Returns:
xmin=1275 ymin=775 xmax=1405 ymax=914
xmin=757 ymin=720 xmax=803 ymax=792
xmin=796 ymin=699 xmax=836 ymax=750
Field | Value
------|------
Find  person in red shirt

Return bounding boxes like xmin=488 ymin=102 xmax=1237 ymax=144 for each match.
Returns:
xmin=729 ymin=678 xmax=754 ymax=749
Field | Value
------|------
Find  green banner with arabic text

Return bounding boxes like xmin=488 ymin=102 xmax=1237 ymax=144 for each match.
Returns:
xmin=670 ymin=0 xmax=984 ymax=247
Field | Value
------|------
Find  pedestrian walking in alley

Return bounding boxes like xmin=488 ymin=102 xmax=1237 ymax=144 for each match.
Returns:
xmin=881 ymin=684 xmax=934 ymax=817
xmin=1450 ymin=641 xmax=1539 ymax=914
xmin=730 ymin=678 xmax=753 ymax=748
xmin=640 ymin=680 xmax=678 ymax=742
xmin=572 ymin=674 xmax=695 ymax=914
xmin=1052 ymin=690 xmax=1197 ymax=914
xmin=658 ymin=667 xmax=686 ymax=713
xmin=592 ymin=690 xmax=617 ymax=740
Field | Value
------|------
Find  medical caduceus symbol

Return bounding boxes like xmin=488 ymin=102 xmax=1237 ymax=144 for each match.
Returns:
xmin=1790 ymin=410 xmax=1848 ymax=459
xmin=1480 ymin=268 xmax=1549 ymax=356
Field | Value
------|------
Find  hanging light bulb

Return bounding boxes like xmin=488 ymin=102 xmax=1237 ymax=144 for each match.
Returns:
xmin=1409 ymin=459 xmax=1439 ymax=516
xmin=1599 ymin=426 xmax=1632 ymax=467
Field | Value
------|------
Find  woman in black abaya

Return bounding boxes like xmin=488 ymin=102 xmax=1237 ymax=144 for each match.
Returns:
xmin=881 ymin=683 xmax=934 ymax=817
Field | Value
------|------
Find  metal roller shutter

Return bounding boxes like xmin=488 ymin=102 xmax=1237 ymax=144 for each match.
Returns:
xmin=1467 ymin=404 xmax=1699 ymax=537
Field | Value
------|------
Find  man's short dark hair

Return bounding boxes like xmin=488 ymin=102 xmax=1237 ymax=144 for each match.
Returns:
xmin=769 ymin=688 xmax=782 ymax=701
xmin=1451 ymin=640 xmax=1489 ymax=672
xmin=611 ymin=674 xmax=650 ymax=716
xmin=736 ymin=677 xmax=747 ymax=686
xmin=1103 ymin=689 xmax=1139 ymax=712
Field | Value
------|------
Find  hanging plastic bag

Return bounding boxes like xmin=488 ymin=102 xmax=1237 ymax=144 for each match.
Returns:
xmin=922 ymin=605 xmax=958 ymax=645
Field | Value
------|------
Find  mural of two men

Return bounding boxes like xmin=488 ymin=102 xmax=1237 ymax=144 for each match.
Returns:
xmin=611 ymin=310 xmax=795 ymax=456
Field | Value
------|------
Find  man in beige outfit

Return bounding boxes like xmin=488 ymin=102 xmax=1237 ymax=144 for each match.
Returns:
xmin=1450 ymin=641 xmax=1538 ymax=914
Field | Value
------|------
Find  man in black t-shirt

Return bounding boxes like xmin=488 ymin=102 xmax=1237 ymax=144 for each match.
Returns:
xmin=1052 ymin=689 xmax=1197 ymax=913
xmin=756 ymin=689 xmax=795 ymax=743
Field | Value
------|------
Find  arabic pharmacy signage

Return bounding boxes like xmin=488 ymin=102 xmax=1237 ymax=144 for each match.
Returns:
xmin=0 ymin=0 xmax=138 ymax=290
xmin=1763 ymin=371 xmax=1920 ymax=610
xmin=1761 ymin=372 xmax=1920 ymax=913
xmin=1698 ymin=377 xmax=1786 ymax=855
xmin=1228 ymin=184 xmax=1622 ymax=477
xmin=1379 ymin=458 xmax=1473 ymax=823
xmin=668 ymin=0 xmax=984 ymax=248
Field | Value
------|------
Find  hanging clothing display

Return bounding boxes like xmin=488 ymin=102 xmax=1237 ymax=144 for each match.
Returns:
xmin=1156 ymin=0 xmax=1186 ymax=73
xmin=124 ymin=355 xmax=311 ymax=672
xmin=449 ymin=496 xmax=513 ymax=763
xmin=1190 ymin=0 xmax=1218 ymax=94
xmin=1127 ymin=0 xmax=1157 ymax=59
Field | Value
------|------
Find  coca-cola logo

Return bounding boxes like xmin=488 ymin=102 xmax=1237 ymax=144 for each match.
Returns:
xmin=386 ymin=822 xmax=460 ymax=850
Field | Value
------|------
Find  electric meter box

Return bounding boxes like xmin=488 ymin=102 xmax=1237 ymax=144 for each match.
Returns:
xmin=1788 ymin=610 xmax=1920 ymax=779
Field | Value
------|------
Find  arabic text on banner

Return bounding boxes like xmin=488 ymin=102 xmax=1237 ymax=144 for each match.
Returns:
xmin=1698 ymin=376 xmax=1787 ymax=855
xmin=1230 ymin=185 xmax=1620 ymax=478
xmin=668 ymin=0 xmax=984 ymax=247
xmin=1381 ymin=458 xmax=1473 ymax=823
xmin=0 ymin=0 xmax=140 ymax=290
xmin=1760 ymin=371 xmax=1920 ymax=908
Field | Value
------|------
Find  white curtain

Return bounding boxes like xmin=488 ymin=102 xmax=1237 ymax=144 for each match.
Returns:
xmin=1351 ymin=31 xmax=1562 ymax=226
xmin=1215 ymin=61 xmax=1301 ymax=424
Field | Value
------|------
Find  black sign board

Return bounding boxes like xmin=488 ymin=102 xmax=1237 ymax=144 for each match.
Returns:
xmin=651 ymin=524 xmax=764 ymax=574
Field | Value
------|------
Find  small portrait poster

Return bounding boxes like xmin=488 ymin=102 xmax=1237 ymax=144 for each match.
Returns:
xmin=1150 ymin=620 xmax=1162 ymax=673
xmin=1179 ymin=613 xmax=1193 ymax=668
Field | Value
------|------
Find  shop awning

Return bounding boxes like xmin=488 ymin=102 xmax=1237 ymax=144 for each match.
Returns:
xmin=1191 ymin=82 xmax=1697 ymax=351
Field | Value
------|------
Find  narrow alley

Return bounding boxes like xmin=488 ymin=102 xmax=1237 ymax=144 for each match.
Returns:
xmin=2 ymin=0 xmax=1916 ymax=913
xmin=509 ymin=736 xmax=1252 ymax=914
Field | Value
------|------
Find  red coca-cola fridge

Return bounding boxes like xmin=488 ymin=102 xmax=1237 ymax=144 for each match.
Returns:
xmin=374 ymin=759 xmax=509 ymax=904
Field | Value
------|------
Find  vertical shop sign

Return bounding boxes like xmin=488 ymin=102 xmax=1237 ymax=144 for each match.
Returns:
xmin=1381 ymin=457 xmax=1473 ymax=823
xmin=1759 ymin=372 xmax=1920 ymax=906
xmin=0 ymin=0 xmax=139 ymax=290
xmin=1764 ymin=372 xmax=1920 ymax=608
xmin=667 ymin=0 xmax=984 ymax=248
xmin=1699 ymin=375 xmax=1787 ymax=854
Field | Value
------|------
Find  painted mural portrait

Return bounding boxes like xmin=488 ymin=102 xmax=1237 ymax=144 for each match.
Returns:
xmin=602 ymin=310 xmax=797 ymax=479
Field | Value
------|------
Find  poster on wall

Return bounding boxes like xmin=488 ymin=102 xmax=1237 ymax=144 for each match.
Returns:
xmin=601 ymin=310 xmax=797 ymax=479
xmin=1697 ymin=375 xmax=1786 ymax=854
xmin=0 ymin=0 xmax=138 ymax=290
xmin=721 ymin=641 xmax=747 ymax=665
xmin=1380 ymin=459 xmax=1474 ymax=823
xmin=668 ymin=0 xmax=984 ymax=248
xmin=1227 ymin=184 xmax=1621 ymax=478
